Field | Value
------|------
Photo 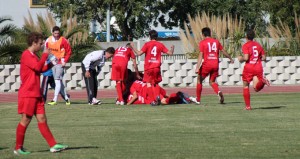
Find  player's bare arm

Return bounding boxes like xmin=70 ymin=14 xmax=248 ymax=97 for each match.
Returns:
xmin=130 ymin=42 xmax=144 ymax=56
xmin=127 ymin=92 xmax=138 ymax=105
xmin=166 ymin=45 xmax=175 ymax=55
xmin=195 ymin=52 xmax=203 ymax=73
xmin=132 ymin=59 xmax=142 ymax=79
xmin=238 ymin=54 xmax=249 ymax=63
xmin=221 ymin=50 xmax=234 ymax=63
xmin=261 ymin=54 xmax=266 ymax=61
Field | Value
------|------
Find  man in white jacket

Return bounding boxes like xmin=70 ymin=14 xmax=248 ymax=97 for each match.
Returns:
xmin=81 ymin=47 xmax=115 ymax=105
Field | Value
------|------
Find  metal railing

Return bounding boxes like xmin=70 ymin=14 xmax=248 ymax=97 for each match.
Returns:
xmin=135 ymin=54 xmax=187 ymax=61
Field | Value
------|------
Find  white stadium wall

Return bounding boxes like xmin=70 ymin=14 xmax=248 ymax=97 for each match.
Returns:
xmin=1 ymin=56 xmax=300 ymax=92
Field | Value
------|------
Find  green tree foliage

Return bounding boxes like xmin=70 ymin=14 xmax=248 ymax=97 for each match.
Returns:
xmin=45 ymin=0 xmax=299 ymax=40
xmin=46 ymin=0 xmax=162 ymax=40
xmin=0 ymin=17 xmax=26 ymax=64
xmin=264 ymin=0 xmax=300 ymax=32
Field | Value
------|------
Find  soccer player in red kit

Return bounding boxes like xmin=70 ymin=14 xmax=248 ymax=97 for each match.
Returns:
xmin=131 ymin=30 xmax=174 ymax=106
xmin=14 ymin=32 xmax=68 ymax=155
xmin=238 ymin=29 xmax=270 ymax=110
xmin=111 ymin=43 xmax=140 ymax=105
xmin=195 ymin=27 xmax=234 ymax=104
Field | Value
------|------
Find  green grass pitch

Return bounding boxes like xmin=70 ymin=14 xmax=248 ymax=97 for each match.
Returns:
xmin=1 ymin=93 xmax=300 ymax=159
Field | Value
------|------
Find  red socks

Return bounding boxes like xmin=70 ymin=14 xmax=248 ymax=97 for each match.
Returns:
xmin=38 ymin=122 xmax=57 ymax=147
xmin=243 ymin=87 xmax=251 ymax=107
xmin=211 ymin=83 xmax=220 ymax=94
xmin=116 ymin=82 xmax=124 ymax=102
xmin=15 ymin=123 xmax=27 ymax=150
xmin=196 ymin=83 xmax=202 ymax=102
xmin=255 ymin=80 xmax=265 ymax=92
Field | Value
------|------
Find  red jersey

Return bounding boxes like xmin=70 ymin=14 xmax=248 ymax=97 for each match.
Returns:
xmin=199 ymin=37 xmax=223 ymax=68
xmin=141 ymin=40 xmax=169 ymax=70
xmin=112 ymin=46 xmax=136 ymax=66
xmin=242 ymin=40 xmax=265 ymax=69
xmin=130 ymin=80 xmax=146 ymax=94
xmin=19 ymin=50 xmax=51 ymax=97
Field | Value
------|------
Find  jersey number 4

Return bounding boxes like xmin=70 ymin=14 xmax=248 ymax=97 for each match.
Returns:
xmin=151 ymin=46 xmax=157 ymax=56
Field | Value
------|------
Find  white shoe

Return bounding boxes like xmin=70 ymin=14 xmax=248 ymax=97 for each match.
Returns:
xmin=92 ymin=98 xmax=102 ymax=105
xmin=116 ymin=101 xmax=120 ymax=105
xmin=218 ymin=91 xmax=224 ymax=104
xmin=119 ymin=101 xmax=124 ymax=105
xmin=189 ymin=97 xmax=200 ymax=104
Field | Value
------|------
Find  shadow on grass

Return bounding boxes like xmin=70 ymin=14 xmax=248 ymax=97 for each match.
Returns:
xmin=0 ymin=147 xmax=8 ymax=151
xmin=254 ymin=106 xmax=286 ymax=110
xmin=223 ymin=102 xmax=244 ymax=104
xmin=35 ymin=146 xmax=100 ymax=152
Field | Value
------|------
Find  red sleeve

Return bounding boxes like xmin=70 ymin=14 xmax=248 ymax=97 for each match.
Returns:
xmin=162 ymin=44 xmax=169 ymax=54
xmin=199 ymin=41 xmax=204 ymax=52
xmin=61 ymin=38 xmax=72 ymax=63
xmin=141 ymin=43 xmax=148 ymax=53
xmin=22 ymin=52 xmax=48 ymax=73
xmin=129 ymin=49 xmax=136 ymax=59
xmin=42 ymin=62 xmax=52 ymax=72
xmin=242 ymin=44 xmax=250 ymax=55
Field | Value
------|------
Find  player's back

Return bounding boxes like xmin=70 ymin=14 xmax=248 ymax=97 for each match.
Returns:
xmin=242 ymin=41 xmax=264 ymax=66
xmin=142 ymin=41 xmax=169 ymax=69
xmin=199 ymin=37 xmax=223 ymax=67
xmin=130 ymin=80 xmax=146 ymax=94
xmin=112 ymin=46 xmax=135 ymax=65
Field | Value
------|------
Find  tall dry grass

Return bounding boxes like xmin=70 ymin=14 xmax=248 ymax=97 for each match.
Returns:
xmin=23 ymin=10 xmax=88 ymax=46
xmin=180 ymin=12 xmax=245 ymax=58
xmin=267 ymin=12 xmax=300 ymax=56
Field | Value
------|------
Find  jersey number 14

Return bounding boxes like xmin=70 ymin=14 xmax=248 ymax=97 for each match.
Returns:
xmin=208 ymin=42 xmax=217 ymax=52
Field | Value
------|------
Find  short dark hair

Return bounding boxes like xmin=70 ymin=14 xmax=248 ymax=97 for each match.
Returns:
xmin=149 ymin=30 xmax=158 ymax=40
xmin=27 ymin=32 xmax=44 ymax=46
xmin=52 ymin=26 xmax=60 ymax=32
xmin=246 ymin=29 xmax=255 ymax=40
xmin=202 ymin=27 xmax=211 ymax=37
xmin=105 ymin=47 xmax=115 ymax=54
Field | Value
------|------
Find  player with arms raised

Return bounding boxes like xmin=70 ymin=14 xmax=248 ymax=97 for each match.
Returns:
xmin=131 ymin=30 xmax=174 ymax=106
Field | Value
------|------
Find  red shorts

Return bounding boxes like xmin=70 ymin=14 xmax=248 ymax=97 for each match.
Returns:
xmin=18 ymin=97 xmax=45 ymax=116
xmin=198 ymin=66 xmax=219 ymax=81
xmin=143 ymin=68 xmax=162 ymax=84
xmin=111 ymin=63 xmax=127 ymax=81
xmin=242 ymin=66 xmax=263 ymax=83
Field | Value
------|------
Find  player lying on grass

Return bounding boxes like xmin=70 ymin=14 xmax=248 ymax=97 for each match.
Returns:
xmin=126 ymin=80 xmax=197 ymax=105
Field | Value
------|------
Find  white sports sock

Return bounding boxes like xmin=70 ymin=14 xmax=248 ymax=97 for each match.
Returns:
xmin=54 ymin=80 xmax=61 ymax=101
